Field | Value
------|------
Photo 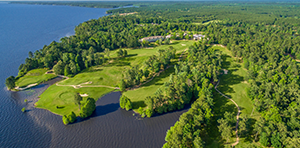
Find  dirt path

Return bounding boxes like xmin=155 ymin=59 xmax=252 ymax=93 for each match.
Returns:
xmin=128 ymin=48 xmax=188 ymax=90
xmin=15 ymin=83 xmax=38 ymax=91
xmin=56 ymin=75 xmax=119 ymax=89
xmin=215 ymin=80 xmax=240 ymax=147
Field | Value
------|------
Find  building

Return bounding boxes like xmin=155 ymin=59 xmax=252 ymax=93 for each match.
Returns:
xmin=139 ymin=36 xmax=165 ymax=42
xmin=166 ymin=34 xmax=172 ymax=39
xmin=193 ymin=34 xmax=206 ymax=40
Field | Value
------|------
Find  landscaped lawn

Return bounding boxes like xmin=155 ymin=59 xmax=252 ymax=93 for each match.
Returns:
xmin=16 ymin=68 xmax=56 ymax=88
xmin=36 ymin=40 xmax=195 ymax=116
xmin=36 ymin=85 xmax=114 ymax=116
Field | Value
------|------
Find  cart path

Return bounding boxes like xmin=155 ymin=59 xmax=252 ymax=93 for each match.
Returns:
xmin=215 ymin=80 xmax=240 ymax=147
xmin=56 ymin=75 xmax=119 ymax=89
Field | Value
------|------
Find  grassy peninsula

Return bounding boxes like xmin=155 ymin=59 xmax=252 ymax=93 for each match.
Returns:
xmin=15 ymin=68 xmax=56 ymax=89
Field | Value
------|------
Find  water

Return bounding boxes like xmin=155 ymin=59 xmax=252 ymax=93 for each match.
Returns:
xmin=0 ymin=3 xmax=187 ymax=148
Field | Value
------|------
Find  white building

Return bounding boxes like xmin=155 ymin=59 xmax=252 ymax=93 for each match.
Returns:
xmin=139 ymin=36 xmax=165 ymax=42
xmin=193 ymin=34 xmax=206 ymax=40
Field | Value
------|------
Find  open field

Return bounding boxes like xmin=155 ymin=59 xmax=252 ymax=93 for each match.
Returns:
xmin=205 ymin=45 xmax=260 ymax=147
xmin=36 ymin=40 xmax=195 ymax=116
xmin=16 ymin=68 xmax=56 ymax=88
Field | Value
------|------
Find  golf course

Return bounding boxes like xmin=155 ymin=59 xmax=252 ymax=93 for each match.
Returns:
xmin=32 ymin=40 xmax=195 ymax=116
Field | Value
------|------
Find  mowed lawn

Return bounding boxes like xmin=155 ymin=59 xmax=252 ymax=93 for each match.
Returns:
xmin=16 ymin=68 xmax=56 ymax=88
xmin=36 ymin=85 xmax=113 ymax=116
xmin=124 ymin=67 xmax=175 ymax=110
xmin=36 ymin=40 xmax=195 ymax=116
xmin=206 ymin=46 xmax=260 ymax=147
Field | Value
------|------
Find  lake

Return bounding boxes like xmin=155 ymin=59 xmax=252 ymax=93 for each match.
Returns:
xmin=0 ymin=3 xmax=187 ymax=148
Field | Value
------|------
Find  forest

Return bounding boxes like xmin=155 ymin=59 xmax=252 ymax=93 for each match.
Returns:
xmin=6 ymin=1 xmax=300 ymax=147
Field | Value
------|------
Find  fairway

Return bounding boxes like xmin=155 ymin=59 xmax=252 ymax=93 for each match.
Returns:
xmin=206 ymin=45 xmax=260 ymax=147
xmin=36 ymin=40 xmax=195 ymax=116
xmin=124 ymin=67 xmax=175 ymax=109
xmin=16 ymin=68 xmax=56 ymax=88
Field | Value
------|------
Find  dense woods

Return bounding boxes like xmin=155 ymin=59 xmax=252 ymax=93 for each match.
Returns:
xmin=143 ymin=43 xmax=221 ymax=118
xmin=8 ymin=1 xmax=300 ymax=147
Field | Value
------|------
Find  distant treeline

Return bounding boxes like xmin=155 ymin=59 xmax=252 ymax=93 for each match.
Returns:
xmin=10 ymin=1 xmax=135 ymax=8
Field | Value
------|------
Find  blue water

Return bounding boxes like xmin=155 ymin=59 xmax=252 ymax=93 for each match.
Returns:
xmin=0 ymin=3 xmax=187 ymax=148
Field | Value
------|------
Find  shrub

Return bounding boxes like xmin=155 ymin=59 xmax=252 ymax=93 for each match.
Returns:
xmin=146 ymin=108 xmax=153 ymax=118
xmin=62 ymin=115 xmax=69 ymax=125
xmin=24 ymin=99 xmax=28 ymax=103
xmin=138 ymin=107 xmax=144 ymax=115
xmin=21 ymin=107 xmax=26 ymax=112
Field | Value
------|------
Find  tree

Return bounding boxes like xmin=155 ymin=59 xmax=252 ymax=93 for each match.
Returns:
xmin=145 ymin=108 xmax=153 ymax=118
xmin=67 ymin=111 xmax=76 ymax=123
xmin=125 ymin=99 xmax=132 ymax=111
xmin=119 ymin=79 xmax=126 ymax=91
xmin=254 ymin=118 xmax=265 ymax=141
xmin=217 ymin=118 xmax=232 ymax=143
xmin=138 ymin=107 xmax=144 ymax=115
xmin=238 ymin=115 xmax=248 ymax=137
xmin=260 ymin=132 xmax=269 ymax=147
xmin=159 ymin=38 xmax=163 ymax=45
xmin=69 ymin=61 xmax=77 ymax=75
xmin=64 ymin=65 xmax=71 ymax=76
xmin=74 ymin=93 xmax=82 ymax=109
xmin=53 ymin=60 xmax=65 ymax=75
xmin=28 ymin=51 xmax=33 ymax=58
xmin=243 ymin=58 xmax=249 ymax=69
xmin=80 ymin=98 xmax=96 ymax=118
xmin=120 ymin=95 xmax=127 ymax=109
xmin=62 ymin=115 xmax=69 ymax=125
xmin=5 ymin=76 xmax=15 ymax=90
xmin=165 ymin=38 xmax=170 ymax=45
xmin=271 ymin=132 xmax=281 ymax=148
xmin=117 ymin=49 xmax=123 ymax=57
xmin=123 ymin=50 xmax=128 ymax=57
xmin=105 ymin=48 xmax=110 ymax=59
xmin=185 ymin=34 xmax=190 ymax=40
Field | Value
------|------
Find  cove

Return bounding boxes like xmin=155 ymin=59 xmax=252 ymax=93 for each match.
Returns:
xmin=0 ymin=3 xmax=188 ymax=147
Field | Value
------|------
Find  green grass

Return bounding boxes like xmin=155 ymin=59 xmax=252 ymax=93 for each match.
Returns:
xmin=16 ymin=68 xmax=56 ymax=88
xmin=60 ymin=40 xmax=194 ymax=87
xmin=205 ymin=45 xmax=260 ymax=147
xmin=123 ymin=67 xmax=175 ymax=110
xmin=36 ymin=85 xmax=113 ymax=116
xmin=36 ymin=40 xmax=195 ymax=116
